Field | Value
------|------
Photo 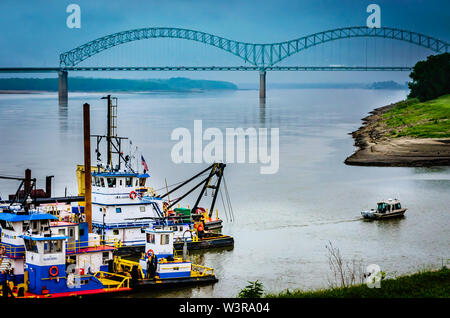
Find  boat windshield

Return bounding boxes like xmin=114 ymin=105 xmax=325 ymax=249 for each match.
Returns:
xmin=377 ymin=203 xmax=387 ymax=213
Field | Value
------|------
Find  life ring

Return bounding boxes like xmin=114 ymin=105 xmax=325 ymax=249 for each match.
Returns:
xmin=0 ymin=245 xmax=6 ymax=255
xmin=129 ymin=191 xmax=137 ymax=199
xmin=146 ymin=249 xmax=154 ymax=259
xmin=49 ymin=266 xmax=59 ymax=277
xmin=195 ymin=207 xmax=206 ymax=214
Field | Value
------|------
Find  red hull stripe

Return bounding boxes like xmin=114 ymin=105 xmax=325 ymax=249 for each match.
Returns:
xmin=23 ymin=287 xmax=131 ymax=298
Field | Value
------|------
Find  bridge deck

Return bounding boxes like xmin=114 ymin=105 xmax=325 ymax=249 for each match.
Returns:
xmin=0 ymin=66 xmax=413 ymax=73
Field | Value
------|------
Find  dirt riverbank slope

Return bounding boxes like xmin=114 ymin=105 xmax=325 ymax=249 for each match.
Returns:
xmin=345 ymin=99 xmax=450 ymax=167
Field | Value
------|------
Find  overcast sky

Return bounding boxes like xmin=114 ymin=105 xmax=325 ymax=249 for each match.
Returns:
xmin=0 ymin=0 xmax=448 ymax=84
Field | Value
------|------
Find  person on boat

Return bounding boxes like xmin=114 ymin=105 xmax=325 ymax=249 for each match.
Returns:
xmin=1 ymin=279 xmax=14 ymax=298
xmin=146 ymin=254 xmax=157 ymax=279
xmin=197 ymin=221 xmax=205 ymax=239
xmin=130 ymin=265 xmax=140 ymax=288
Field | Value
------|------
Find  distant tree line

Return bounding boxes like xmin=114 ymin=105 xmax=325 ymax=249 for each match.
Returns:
xmin=408 ymin=53 xmax=450 ymax=101
xmin=0 ymin=77 xmax=238 ymax=92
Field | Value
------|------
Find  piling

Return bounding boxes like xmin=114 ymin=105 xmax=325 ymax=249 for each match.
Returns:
xmin=24 ymin=169 xmax=32 ymax=196
xmin=58 ymin=70 xmax=68 ymax=106
xmin=259 ymin=70 xmax=266 ymax=99
xmin=83 ymin=103 xmax=92 ymax=232
xmin=45 ymin=176 xmax=54 ymax=198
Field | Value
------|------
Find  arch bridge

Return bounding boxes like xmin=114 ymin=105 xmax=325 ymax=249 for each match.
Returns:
xmin=2 ymin=26 xmax=449 ymax=104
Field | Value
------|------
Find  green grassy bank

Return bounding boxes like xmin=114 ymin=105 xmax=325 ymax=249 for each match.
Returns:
xmin=265 ymin=267 xmax=450 ymax=298
xmin=382 ymin=94 xmax=450 ymax=138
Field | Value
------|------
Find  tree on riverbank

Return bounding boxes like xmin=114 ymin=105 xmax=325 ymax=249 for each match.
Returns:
xmin=408 ymin=53 xmax=450 ymax=102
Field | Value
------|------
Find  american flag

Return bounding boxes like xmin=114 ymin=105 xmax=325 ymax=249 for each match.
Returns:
xmin=141 ymin=155 xmax=149 ymax=172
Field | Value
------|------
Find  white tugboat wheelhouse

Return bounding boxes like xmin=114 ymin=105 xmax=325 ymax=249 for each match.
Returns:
xmin=91 ymin=170 xmax=164 ymax=247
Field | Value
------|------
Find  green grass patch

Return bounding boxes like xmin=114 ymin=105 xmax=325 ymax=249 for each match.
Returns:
xmin=266 ymin=267 xmax=450 ymax=298
xmin=382 ymin=94 xmax=450 ymax=138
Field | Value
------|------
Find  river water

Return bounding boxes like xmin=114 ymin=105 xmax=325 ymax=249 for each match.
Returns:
xmin=0 ymin=89 xmax=448 ymax=297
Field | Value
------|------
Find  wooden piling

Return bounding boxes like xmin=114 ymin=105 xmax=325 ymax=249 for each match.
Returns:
xmin=24 ymin=169 xmax=31 ymax=196
xmin=83 ymin=103 xmax=92 ymax=232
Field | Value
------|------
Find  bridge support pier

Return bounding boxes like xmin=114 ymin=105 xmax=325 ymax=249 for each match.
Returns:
xmin=259 ymin=70 xmax=266 ymax=99
xmin=58 ymin=70 xmax=68 ymax=106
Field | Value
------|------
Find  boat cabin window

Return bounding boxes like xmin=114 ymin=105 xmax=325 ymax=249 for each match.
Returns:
xmin=140 ymin=206 xmax=146 ymax=212
xmin=95 ymin=177 xmax=101 ymax=187
xmin=22 ymin=221 xmax=29 ymax=232
xmin=0 ymin=220 xmax=14 ymax=231
xmin=161 ymin=234 xmax=170 ymax=245
xmin=107 ymin=178 xmax=116 ymax=188
xmin=135 ymin=179 xmax=138 ymax=186
xmin=100 ymin=178 xmax=105 ymax=187
xmin=24 ymin=239 xmax=38 ymax=253
xmin=394 ymin=203 xmax=401 ymax=210
xmin=139 ymin=178 xmax=146 ymax=187
xmin=44 ymin=240 xmax=63 ymax=254
xmin=102 ymin=252 xmax=110 ymax=265
xmin=125 ymin=177 xmax=133 ymax=187
xmin=113 ymin=229 xmax=119 ymax=235
xmin=116 ymin=208 xmax=122 ymax=213
xmin=118 ymin=178 xmax=123 ymax=186
xmin=377 ymin=203 xmax=387 ymax=213
xmin=147 ymin=233 xmax=155 ymax=244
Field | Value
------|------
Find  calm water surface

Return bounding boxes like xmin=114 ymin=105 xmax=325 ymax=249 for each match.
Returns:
xmin=0 ymin=89 xmax=448 ymax=297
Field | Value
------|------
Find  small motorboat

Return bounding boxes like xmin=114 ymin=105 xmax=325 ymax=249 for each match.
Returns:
xmin=361 ymin=199 xmax=407 ymax=220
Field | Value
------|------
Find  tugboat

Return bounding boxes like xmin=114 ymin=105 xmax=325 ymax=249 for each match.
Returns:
xmin=0 ymin=206 xmax=59 ymax=286
xmin=15 ymin=231 xmax=131 ymax=298
xmin=75 ymin=95 xmax=233 ymax=254
xmin=0 ymin=167 xmax=131 ymax=298
xmin=150 ymin=212 xmax=234 ymax=251
xmin=361 ymin=199 xmax=407 ymax=220
xmin=0 ymin=206 xmax=131 ymax=298
xmin=110 ymin=225 xmax=218 ymax=290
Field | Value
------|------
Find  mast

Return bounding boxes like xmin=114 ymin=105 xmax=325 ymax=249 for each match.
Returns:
xmin=101 ymin=95 xmax=119 ymax=170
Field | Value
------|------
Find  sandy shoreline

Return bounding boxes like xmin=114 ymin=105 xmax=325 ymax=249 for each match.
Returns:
xmin=345 ymin=103 xmax=450 ymax=167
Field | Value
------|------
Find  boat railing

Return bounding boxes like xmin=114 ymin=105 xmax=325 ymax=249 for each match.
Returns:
xmin=94 ymin=271 xmax=131 ymax=290
xmin=0 ymin=243 xmax=25 ymax=258
xmin=65 ymin=238 xmax=120 ymax=251
xmin=173 ymin=249 xmax=190 ymax=259
xmin=113 ymin=256 xmax=145 ymax=279
xmin=191 ymin=264 xmax=214 ymax=277
xmin=135 ymin=186 xmax=157 ymax=197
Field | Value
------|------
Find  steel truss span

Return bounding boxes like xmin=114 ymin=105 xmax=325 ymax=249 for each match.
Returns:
xmin=59 ymin=26 xmax=449 ymax=68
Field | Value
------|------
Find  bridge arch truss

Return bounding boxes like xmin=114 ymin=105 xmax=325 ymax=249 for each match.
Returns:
xmin=60 ymin=26 xmax=449 ymax=68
